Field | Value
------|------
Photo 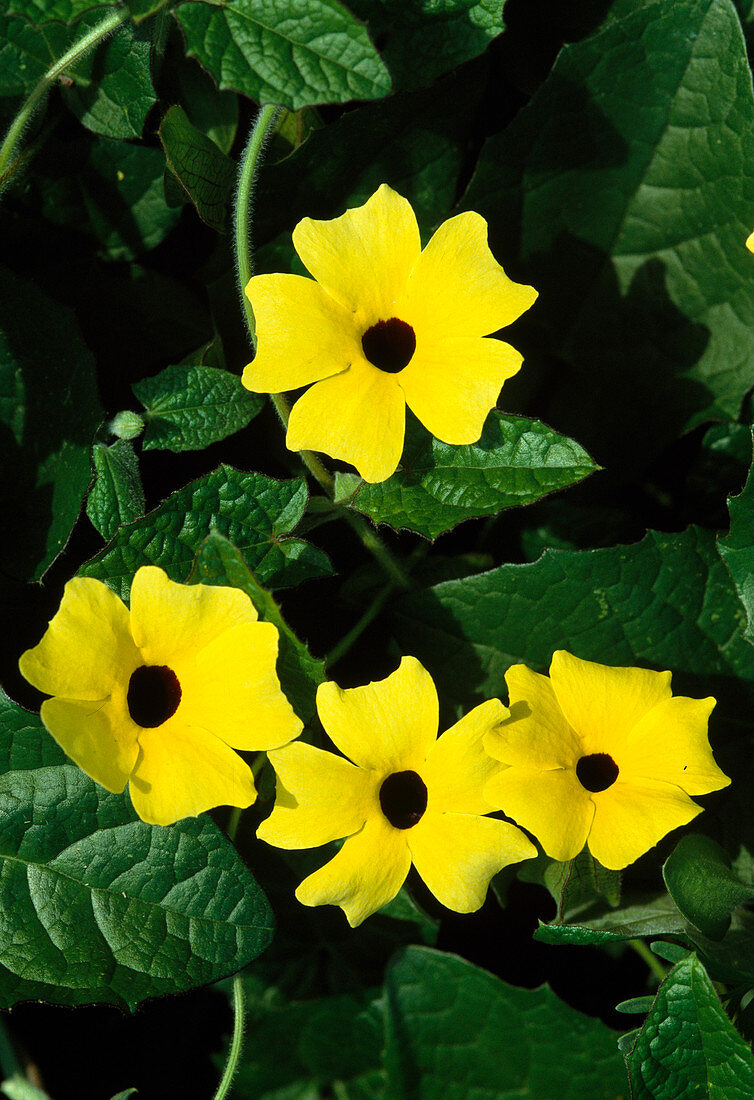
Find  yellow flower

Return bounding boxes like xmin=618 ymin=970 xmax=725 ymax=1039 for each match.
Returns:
xmin=242 ymin=184 xmax=537 ymax=483
xmin=484 ymin=651 xmax=730 ymax=870
xmin=747 ymin=230 xmax=754 ymax=252
xmin=19 ymin=566 xmax=302 ymax=825
xmin=257 ymin=656 xmax=536 ymax=926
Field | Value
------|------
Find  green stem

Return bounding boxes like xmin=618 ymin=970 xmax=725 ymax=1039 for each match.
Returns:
xmin=234 ymin=104 xmax=284 ymax=347
xmin=269 ymin=391 xmax=336 ymax=496
xmin=629 ymin=939 xmax=668 ymax=985
xmin=326 ymin=545 xmax=425 ymax=667
xmin=325 ymin=584 xmax=395 ymax=668
xmin=346 ymin=512 xmax=411 ymax=588
xmin=0 ymin=8 xmax=129 ymax=192
xmin=225 ymin=757 xmax=266 ymax=843
xmin=226 ymin=806 xmax=242 ymax=844
xmin=212 ymin=974 xmax=246 ymax=1100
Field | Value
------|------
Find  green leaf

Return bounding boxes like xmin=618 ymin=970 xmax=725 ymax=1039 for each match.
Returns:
xmin=38 ymin=136 xmax=181 ymax=261
xmin=126 ymin=0 xmax=169 ymax=21
xmin=158 ymin=106 xmax=235 ymax=232
xmin=231 ymin=989 xmax=383 ymax=1097
xmin=616 ymin=996 xmax=657 ymax=1015
xmin=719 ymin=428 xmax=754 ymax=643
xmin=132 ymin=362 xmax=263 ymax=451
xmin=380 ymin=0 xmax=480 ymax=16
xmin=390 ymin=526 xmax=754 ymax=713
xmin=334 ymin=412 xmax=599 ymax=539
xmin=543 ymin=849 xmax=620 ymax=923
xmin=175 ymin=0 xmax=391 ymax=109
xmin=534 ymin=923 xmax=629 ymax=948
xmin=573 ymin=896 xmax=686 ymax=939
xmin=376 ymin=0 xmax=503 ymax=93
xmin=87 ymin=439 xmax=146 ymax=541
xmin=0 ymin=766 xmax=273 ymax=1010
xmin=62 ymin=16 xmax=156 ymax=140
xmin=687 ymin=420 xmax=752 ymax=522
xmin=79 ymin=265 xmax=213 ymax=375
xmin=79 ymin=465 xmax=333 ymax=598
xmin=0 ymin=14 xmax=71 ymax=96
xmin=0 ymin=688 xmax=66 ymax=771
xmin=623 ymin=954 xmax=754 ymax=1097
xmin=535 ymin=895 xmax=687 ymax=946
xmin=0 ymin=266 xmax=103 ymax=582
xmin=191 ymin=530 xmax=325 ymax=724
xmin=663 ymin=833 xmax=754 ymax=941
xmin=3 ymin=0 xmax=111 ymax=26
xmin=383 ymin=945 xmax=627 ymax=1098
xmin=172 ymin=52 xmax=238 ymax=154
xmin=463 ymin=0 xmax=754 ymax=470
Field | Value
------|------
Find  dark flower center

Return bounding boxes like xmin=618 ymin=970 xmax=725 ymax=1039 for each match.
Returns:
xmin=576 ymin=753 xmax=619 ymax=793
xmin=127 ymin=665 xmax=182 ymax=728
xmin=379 ymin=770 xmax=428 ymax=829
xmin=362 ymin=317 xmax=416 ymax=373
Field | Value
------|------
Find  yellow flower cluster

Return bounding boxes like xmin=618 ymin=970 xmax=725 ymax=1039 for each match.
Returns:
xmin=20 ymin=569 xmax=729 ymax=927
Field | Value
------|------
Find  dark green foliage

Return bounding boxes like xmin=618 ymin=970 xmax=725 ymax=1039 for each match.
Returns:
xmin=624 ymin=955 xmax=754 ymax=1097
xmin=79 ymin=467 xmax=333 ymax=598
xmin=133 ymin=362 xmax=263 ymax=450
xmin=335 ymin=412 xmax=599 ymax=539
xmin=0 ymin=693 xmax=273 ymax=1011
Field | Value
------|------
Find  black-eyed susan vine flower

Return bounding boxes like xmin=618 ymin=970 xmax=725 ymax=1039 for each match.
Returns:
xmin=484 ymin=650 xmax=730 ymax=870
xmin=257 ymin=655 xmax=536 ymax=926
xmin=19 ymin=566 xmax=302 ymax=826
xmin=242 ymin=184 xmax=538 ymax=483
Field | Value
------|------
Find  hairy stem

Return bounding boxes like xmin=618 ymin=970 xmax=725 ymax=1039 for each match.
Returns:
xmin=212 ymin=974 xmax=246 ymax=1100
xmin=0 ymin=8 xmax=129 ymax=193
xmin=234 ymin=103 xmax=284 ymax=346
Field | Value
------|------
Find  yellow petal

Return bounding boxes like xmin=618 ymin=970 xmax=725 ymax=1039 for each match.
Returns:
xmin=485 ymin=664 xmax=581 ymax=769
xmin=258 ymin=741 xmax=378 ymax=849
xmin=129 ymin=567 xmax=257 ymax=666
xmin=292 ymin=184 xmax=421 ymax=322
xmin=129 ymin=720 xmax=256 ymax=825
xmin=286 ymin=358 xmax=405 ymax=483
xmin=175 ymin=621 xmax=302 ymax=752
xmin=423 ymin=698 xmax=510 ymax=815
xmin=316 ymin=656 xmax=438 ymax=773
xmin=398 ymin=336 xmax=522 ymax=445
xmin=747 ymin=230 xmax=754 ymax=252
xmin=485 ymin=766 xmax=594 ymax=862
xmin=407 ymin=810 xmax=536 ymax=913
xmin=587 ymin=779 xmax=702 ymax=870
xmin=40 ymin=695 xmax=138 ymax=793
xmin=619 ymin=695 xmax=729 ymax=796
xmin=549 ymin=650 xmax=673 ymax=756
xmin=295 ymin=814 xmax=411 ymax=927
xmin=402 ymin=211 xmax=537 ymax=338
xmin=243 ymin=273 xmax=359 ymax=393
xmin=19 ymin=577 xmax=138 ymax=701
